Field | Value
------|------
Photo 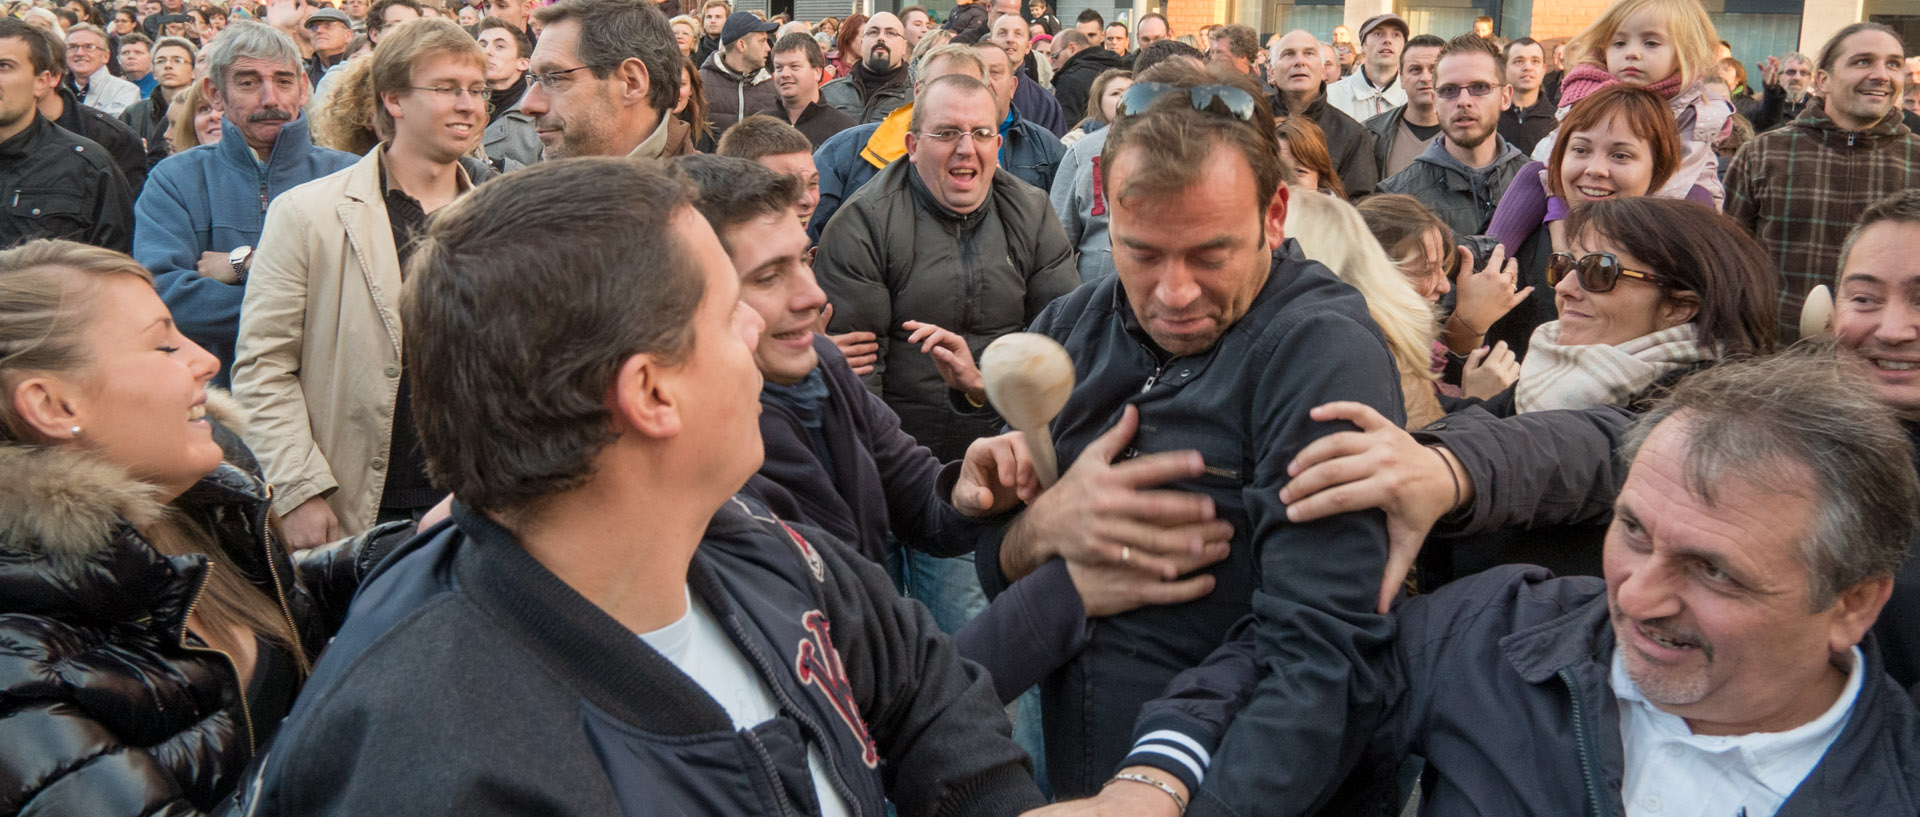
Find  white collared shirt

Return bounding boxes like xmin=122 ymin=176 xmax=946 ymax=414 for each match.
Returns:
xmin=1326 ymin=67 xmax=1406 ymax=123
xmin=1613 ymin=646 xmax=1863 ymax=817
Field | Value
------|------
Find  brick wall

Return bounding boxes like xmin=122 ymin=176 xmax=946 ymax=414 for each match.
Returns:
xmin=1528 ymin=0 xmax=1608 ymax=41
xmin=1163 ymin=0 xmax=1226 ymax=38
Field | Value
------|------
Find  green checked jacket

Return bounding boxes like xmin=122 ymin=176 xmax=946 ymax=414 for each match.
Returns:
xmin=1724 ymin=101 xmax=1920 ymax=342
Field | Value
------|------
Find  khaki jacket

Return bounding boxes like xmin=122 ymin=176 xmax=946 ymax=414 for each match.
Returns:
xmin=233 ymin=145 xmax=470 ymax=533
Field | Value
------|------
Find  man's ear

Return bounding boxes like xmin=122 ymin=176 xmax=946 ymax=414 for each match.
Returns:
xmin=608 ymin=352 xmax=682 ymax=441
xmin=616 ymin=56 xmax=651 ymax=108
xmin=1827 ymin=575 xmax=1893 ymax=655
xmin=204 ymin=75 xmax=225 ymax=111
xmin=1263 ymin=182 xmax=1290 ymax=249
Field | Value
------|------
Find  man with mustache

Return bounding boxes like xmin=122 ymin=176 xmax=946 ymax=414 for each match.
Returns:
xmin=1379 ymin=34 xmax=1528 ymax=238
xmin=139 ymin=21 xmax=354 ymax=382
xmin=820 ymin=11 xmax=912 ymax=124
xmin=235 ymin=18 xmax=492 ymax=549
xmin=1752 ymin=51 xmax=1814 ymax=132
xmin=1724 ymin=22 xmax=1920 ymax=342
xmin=1362 ymin=33 xmax=1444 ymax=179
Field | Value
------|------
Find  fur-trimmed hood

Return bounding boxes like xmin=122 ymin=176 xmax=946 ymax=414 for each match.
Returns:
xmin=0 ymin=389 xmax=257 ymax=560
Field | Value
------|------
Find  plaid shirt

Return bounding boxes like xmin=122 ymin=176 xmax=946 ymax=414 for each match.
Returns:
xmin=1724 ymin=100 xmax=1920 ymax=341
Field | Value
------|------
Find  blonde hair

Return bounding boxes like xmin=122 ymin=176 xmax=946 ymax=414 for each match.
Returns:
xmin=0 ymin=241 xmax=306 ymax=673
xmin=1283 ymin=192 xmax=1443 ymax=426
xmin=1566 ymin=0 xmax=1718 ymax=86
xmin=370 ymin=17 xmax=484 ymax=141
xmin=166 ymin=81 xmax=218 ymax=154
xmin=311 ymin=54 xmax=380 ymax=154
xmin=667 ymin=13 xmax=697 ymax=54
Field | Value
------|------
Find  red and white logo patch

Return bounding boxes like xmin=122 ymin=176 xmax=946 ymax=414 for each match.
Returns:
xmin=795 ymin=610 xmax=878 ymax=768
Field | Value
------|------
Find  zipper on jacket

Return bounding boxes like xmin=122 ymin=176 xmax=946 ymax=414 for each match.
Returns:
xmin=732 ymin=614 xmax=865 ymax=817
xmin=1559 ymin=669 xmax=1606 ymax=817
xmin=257 ymin=483 xmax=312 ymax=676
xmin=1138 ymin=341 xmax=1166 ymax=392
xmin=742 ymin=727 xmax=802 ymax=817
xmin=178 ymin=562 xmax=260 ymax=755
xmin=258 ymin=168 xmax=269 ymax=214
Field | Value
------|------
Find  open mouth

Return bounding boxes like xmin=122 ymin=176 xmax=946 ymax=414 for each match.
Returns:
xmin=1637 ymin=622 xmax=1701 ymax=653
xmin=1869 ymin=357 xmax=1920 ymax=371
xmin=188 ymin=403 xmax=207 ymax=422
xmin=1576 ymin=186 xmax=1615 ymax=199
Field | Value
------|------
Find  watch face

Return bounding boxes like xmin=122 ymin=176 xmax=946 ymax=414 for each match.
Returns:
xmin=230 ymin=246 xmax=251 ymax=264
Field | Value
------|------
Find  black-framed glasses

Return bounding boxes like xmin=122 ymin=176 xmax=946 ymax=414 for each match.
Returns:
xmin=1116 ymin=81 xmax=1257 ymax=121
xmin=525 ymin=65 xmax=604 ymax=92
xmin=1547 ymin=251 xmax=1666 ymax=293
xmin=1434 ymin=82 xmax=1499 ymax=99
xmin=915 ymin=127 xmax=997 ymax=144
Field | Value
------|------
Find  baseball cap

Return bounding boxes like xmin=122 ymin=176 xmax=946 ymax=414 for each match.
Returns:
xmin=1357 ymin=13 xmax=1407 ymax=43
xmin=719 ymin=11 xmax=778 ymax=48
xmin=305 ymin=7 xmax=351 ymax=27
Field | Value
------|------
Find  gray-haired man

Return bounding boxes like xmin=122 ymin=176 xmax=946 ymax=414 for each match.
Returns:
xmin=139 ymin=20 xmax=355 ymax=382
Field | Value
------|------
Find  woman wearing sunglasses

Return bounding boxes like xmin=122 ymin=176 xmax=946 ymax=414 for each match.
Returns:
xmin=1460 ymin=196 xmax=1776 ymax=420
xmin=1474 ymin=84 xmax=1686 ymax=361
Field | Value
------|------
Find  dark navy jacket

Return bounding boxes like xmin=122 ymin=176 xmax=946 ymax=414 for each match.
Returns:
xmin=238 ymin=498 xmax=1043 ymax=816
xmin=976 ymin=243 xmax=1403 ymax=802
xmin=1134 ymin=566 xmax=1920 ymax=816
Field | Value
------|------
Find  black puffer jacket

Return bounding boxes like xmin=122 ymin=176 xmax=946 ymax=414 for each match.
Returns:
xmin=0 ymin=398 xmax=401 ymax=816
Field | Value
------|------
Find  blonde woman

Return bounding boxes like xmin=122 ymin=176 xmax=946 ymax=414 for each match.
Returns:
xmin=1282 ymin=190 xmax=1449 ymax=428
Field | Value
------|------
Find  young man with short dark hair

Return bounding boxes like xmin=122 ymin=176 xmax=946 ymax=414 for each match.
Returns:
xmin=700 ymin=10 xmax=777 ymax=134
xmin=240 ymin=151 xmax=1046 ymax=817
xmin=0 ymin=17 xmax=132 ymax=250
xmin=756 ymin=31 xmax=853 ymax=147
xmin=1497 ymin=36 xmax=1553 ymax=153
xmin=716 ymin=114 xmax=821 ymax=226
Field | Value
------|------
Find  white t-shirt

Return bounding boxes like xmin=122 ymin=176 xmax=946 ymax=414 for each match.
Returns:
xmin=1613 ymin=646 xmax=1863 ymax=817
xmin=639 ymin=590 xmax=854 ymax=817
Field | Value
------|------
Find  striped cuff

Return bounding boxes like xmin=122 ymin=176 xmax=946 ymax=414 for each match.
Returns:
xmin=1120 ymin=729 xmax=1212 ymax=795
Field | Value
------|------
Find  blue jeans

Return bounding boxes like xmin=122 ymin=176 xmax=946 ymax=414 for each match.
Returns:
xmin=888 ymin=547 xmax=1051 ymax=797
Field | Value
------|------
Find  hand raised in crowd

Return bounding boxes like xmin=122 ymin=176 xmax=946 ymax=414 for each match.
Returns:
xmin=263 ymin=0 xmax=306 ymax=35
xmin=1460 ymin=340 xmax=1520 ymax=400
xmin=953 ymin=431 xmax=1041 ymax=517
xmin=1278 ymin=402 xmax=1470 ymax=614
xmin=1447 ymin=243 xmax=1531 ymax=353
xmin=1759 ymin=55 xmax=1780 ymax=87
xmin=903 ymin=319 xmax=985 ymax=403
xmin=279 ymin=496 xmax=342 ymax=551
xmin=815 ymin=304 xmax=877 ymax=375
xmin=1001 ymin=405 xmax=1234 ymax=582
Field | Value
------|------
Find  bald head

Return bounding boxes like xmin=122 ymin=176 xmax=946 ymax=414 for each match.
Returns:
xmin=860 ymin=12 xmax=908 ymax=69
xmin=1271 ymin=29 xmax=1323 ymax=95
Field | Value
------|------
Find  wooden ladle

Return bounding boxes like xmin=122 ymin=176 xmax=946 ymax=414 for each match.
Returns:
xmin=1800 ymin=284 xmax=1834 ymax=339
xmin=980 ymin=333 xmax=1076 ymax=488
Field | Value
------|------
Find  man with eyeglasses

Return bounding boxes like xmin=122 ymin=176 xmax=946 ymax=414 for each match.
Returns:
xmin=0 ymin=17 xmax=132 ymax=251
xmin=30 ymin=26 xmax=148 ymax=199
xmin=141 ymin=22 xmax=354 ymax=384
xmin=234 ymin=18 xmax=491 ymax=549
xmin=62 ymin=23 xmax=138 ymax=114
xmin=516 ymin=0 xmax=690 ymax=160
xmin=1379 ymin=35 xmax=1527 ymax=239
xmin=820 ymin=11 xmax=913 ymax=125
xmin=1752 ymin=51 xmax=1814 ymax=132
xmin=302 ymin=7 xmax=351 ymax=88
xmin=977 ymin=59 xmax=1401 ymax=807
xmin=813 ymin=71 xmax=1077 ymax=638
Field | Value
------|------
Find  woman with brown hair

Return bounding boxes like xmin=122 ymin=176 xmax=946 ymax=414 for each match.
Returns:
xmin=674 ymin=55 xmax=714 ymax=153
xmin=0 ymin=240 xmax=402 ymax=815
xmin=1062 ymin=67 xmax=1130 ymax=145
xmin=1275 ymin=115 xmax=1345 ymax=199
xmin=829 ymin=12 xmax=865 ymax=79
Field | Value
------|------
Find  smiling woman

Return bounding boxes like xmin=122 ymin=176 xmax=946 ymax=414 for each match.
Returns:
xmin=0 ymin=240 xmax=403 ymax=816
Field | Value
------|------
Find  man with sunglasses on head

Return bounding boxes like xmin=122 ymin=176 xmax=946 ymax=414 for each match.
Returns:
xmin=234 ymin=18 xmax=492 ymax=549
xmin=979 ymin=60 xmax=1402 ymax=809
xmin=1379 ymin=34 xmax=1528 ymax=238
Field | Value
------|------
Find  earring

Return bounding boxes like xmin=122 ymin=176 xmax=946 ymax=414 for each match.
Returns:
xmin=69 ymin=426 xmax=81 ymax=438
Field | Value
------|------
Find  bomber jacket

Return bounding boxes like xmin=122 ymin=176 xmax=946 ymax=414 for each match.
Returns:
xmin=0 ymin=401 xmax=397 ymax=816
xmin=815 ymin=158 xmax=1079 ymax=463
xmin=973 ymin=243 xmax=1403 ymax=802
xmin=52 ymin=85 xmax=149 ymax=199
xmin=139 ymin=115 xmax=356 ymax=377
xmin=1134 ymin=565 xmax=1920 ymax=816
xmin=1724 ymin=102 xmax=1920 ymax=342
xmin=0 ymin=112 xmax=132 ymax=252
xmin=238 ymin=497 xmax=1046 ymax=816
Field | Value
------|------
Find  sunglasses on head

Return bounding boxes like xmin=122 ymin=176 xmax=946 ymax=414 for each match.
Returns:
xmin=1546 ymin=251 xmax=1666 ymax=293
xmin=1116 ymin=81 xmax=1258 ymax=122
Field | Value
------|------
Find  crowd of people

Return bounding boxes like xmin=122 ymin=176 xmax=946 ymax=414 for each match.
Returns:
xmin=2 ymin=0 xmax=1920 ymax=813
